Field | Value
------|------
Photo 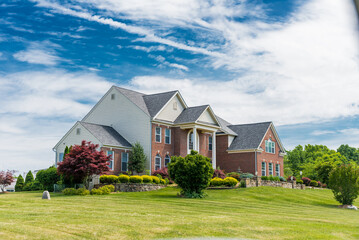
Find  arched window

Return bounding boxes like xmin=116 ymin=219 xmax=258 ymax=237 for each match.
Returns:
xmin=155 ymin=154 xmax=161 ymax=170
xmin=187 ymin=130 xmax=199 ymax=154
xmin=164 ymin=155 xmax=171 ymax=167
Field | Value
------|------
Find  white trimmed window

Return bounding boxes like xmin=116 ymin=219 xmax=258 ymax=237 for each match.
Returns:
xmin=76 ymin=128 xmax=81 ymax=135
xmin=173 ymin=102 xmax=177 ymax=110
xmin=111 ymin=93 xmax=115 ymax=100
xmin=155 ymin=154 xmax=161 ymax=170
xmin=276 ymin=164 xmax=280 ymax=176
xmin=265 ymin=139 xmax=275 ymax=154
xmin=155 ymin=127 xmax=161 ymax=143
xmin=209 ymin=136 xmax=213 ymax=151
xmin=165 ymin=128 xmax=171 ymax=144
xmin=269 ymin=163 xmax=273 ymax=176
xmin=121 ymin=152 xmax=128 ymax=172
xmin=107 ymin=151 xmax=114 ymax=170
xmin=262 ymin=162 xmax=266 ymax=176
xmin=165 ymin=155 xmax=170 ymax=167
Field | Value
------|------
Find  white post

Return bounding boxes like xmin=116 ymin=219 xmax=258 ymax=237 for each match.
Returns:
xmin=212 ymin=131 xmax=216 ymax=169
xmin=193 ymin=127 xmax=197 ymax=151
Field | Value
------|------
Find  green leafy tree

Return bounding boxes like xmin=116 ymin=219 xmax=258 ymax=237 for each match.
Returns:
xmin=128 ymin=142 xmax=147 ymax=173
xmin=37 ymin=167 xmax=61 ymax=192
xmin=337 ymin=144 xmax=359 ymax=164
xmin=15 ymin=175 xmax=24 ymax=192
xmin=24 ymin=171 xmax=34 ymax=185
xmin=168 ymin=150 xmax=214 ymax=198
xmin=329 ymin=164 xmax=359 ymax=205
xmin=30 ymin=179 xmax=42 ymax=191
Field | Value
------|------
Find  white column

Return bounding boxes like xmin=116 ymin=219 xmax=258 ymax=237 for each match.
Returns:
xmin=212 ymin=131 xmax=216 ymax=169
xmin=192 ymin=127 xmax=197 ymax=151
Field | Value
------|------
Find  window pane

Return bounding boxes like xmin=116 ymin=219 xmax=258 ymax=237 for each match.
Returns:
xmin=156 ymin=127 xmax=160 ymax=134
xmin=59 ymin=153 xmax=64 ymax=163
xmin=189 ymin=133 xmax=193 ymax=150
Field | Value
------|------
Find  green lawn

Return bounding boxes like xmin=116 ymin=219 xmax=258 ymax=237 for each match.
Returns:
xmin=0 ymin=187 xmax=358 ymax=240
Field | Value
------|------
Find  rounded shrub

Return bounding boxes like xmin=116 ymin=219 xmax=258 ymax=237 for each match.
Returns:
xmin=151 ymin=176 xmax=160 ymax=184
xmin=63 ymin=188 xmax=77 ymax=195
xmin=310 ymin=180 xmax=318 ymax=187
xmin=302 ymin=177 xmax=311 ymax=186
xmin=76 ymin=188 xmax=90 ymax=195
xmin=129 ymin=175 xmax=143 ymax=183
xmin=296 ymin=179 xmax=304 ymax=184
xmin=227 ymin=172 xmax=240 ymax=180
xmin=210 ymin=177 xmax=224 ymax=186
xmin=317 ymin=181 xmax=322 ymax=187
xmin=103 ymin=185 xmax=115 ymax=192
xmin=239 ymin=172 xmax=254 ymax=180
xmin=240 ymin=180 xmax=246 ymax=188
xmin=142 ymin=175 xmax=153 ymax=184
xmin=223 ymin=177 xmax=238 ymax=187
xmin=118 ymin=175 xmax=130 ymax=183
xmin=100 ymin=175 xmax=118 ymax=184
xmin=160 ymin=179 xmax=166 ymax=184
xmin=168 ymin=150 xmax=214 ymax=198
xmin=164 ymin=178 xmax=170 ymax=185
xmin=90 ymin=188 xmax=103 ymax=195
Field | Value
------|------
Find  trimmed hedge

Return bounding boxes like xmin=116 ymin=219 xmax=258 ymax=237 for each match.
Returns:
xmin=142 ymin=175 xmax=153 ymax=183
xmin=100 ymin=175 xmax=119 ymax=184
xmin=129 ymin=175 xmax=143 ymax=183
xmin=151 ymin=176 xmax=160 ymax=184
xmin=210 ymin=177 xmax=224 ymax=186
xmin=118 ymin=175 xmax=130 ymax=183
xmin=160 ymin=179 xmax=166 ymax=184
xmin=223 ymin=177 xmax=238 ymax=187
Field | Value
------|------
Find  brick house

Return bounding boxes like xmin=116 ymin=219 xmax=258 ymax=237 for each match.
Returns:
xmin=53 ymin=86 xmax=286 ymax=176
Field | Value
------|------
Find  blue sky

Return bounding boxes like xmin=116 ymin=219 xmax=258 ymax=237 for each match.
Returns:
xmin=0 ymin=0 xmax=358 ymax=171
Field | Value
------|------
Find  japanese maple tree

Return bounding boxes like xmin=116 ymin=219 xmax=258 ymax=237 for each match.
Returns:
xmin=0 ymin=171 xmax=14 ymax=192
xmin=57 ymin=140 xmax=110 ymax=188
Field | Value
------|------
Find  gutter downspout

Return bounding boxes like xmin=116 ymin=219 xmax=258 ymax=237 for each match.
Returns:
xmin=255 ymin=150 xmax=257 ymax=176
xmin=52 ymin=148 xmax=57 ymax=167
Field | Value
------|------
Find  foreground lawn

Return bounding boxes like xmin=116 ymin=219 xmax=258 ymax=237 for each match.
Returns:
xmin=0 ymin=187 xmax=358 ymax=240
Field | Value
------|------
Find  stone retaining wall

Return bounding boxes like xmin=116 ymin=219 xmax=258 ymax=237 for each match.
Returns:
xmin=244 ymin=177 xmax=304 ymax=189
xmin=94 ymin=183 xmax=166 ymax=192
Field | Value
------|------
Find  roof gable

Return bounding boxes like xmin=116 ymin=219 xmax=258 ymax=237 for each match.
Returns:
xmin=174 ymin=105 xmax=209 ymax=124
xmin=143 ymin=90 xmax=178 ymax=117
xmin=227 ymin=122 xmax=271 ymax=151
xmin=114 ymin=86 xmax=150 ymax=116
xmin=216 ymin=115 xmax=238 ymax=136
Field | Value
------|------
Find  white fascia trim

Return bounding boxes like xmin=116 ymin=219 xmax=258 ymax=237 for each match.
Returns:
xmin=216 ymin=133 xmax=238 ymax=136
xmin=196 ymin=105 xmax=220 ymax=127
xmin=102 ymin=145 xmax=132 ymax=150
xmin=176 ymin=122 xmax=221 ymax=131
xmin=227 ymin=149 xmax=259 ymax=153
xmin=151 ymin=119 xmax=174 ymax=127
xmin=257 ymin=123 xmax=286 ymax=154
xmin=153 ymin=91 xmax=188 ymax=120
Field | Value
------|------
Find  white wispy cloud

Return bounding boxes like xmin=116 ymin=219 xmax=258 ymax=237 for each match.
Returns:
xmin=311 ymin=130 xmax=336 ymax=136
xmin=13 ymin=41 xmax=63 ymax=66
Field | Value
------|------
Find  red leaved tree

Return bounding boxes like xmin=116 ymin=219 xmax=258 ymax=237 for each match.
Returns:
xmin=57 ymin=141 xmax=110 ymax=188
xmin=0 ymin=171 xmax=14 ymax=192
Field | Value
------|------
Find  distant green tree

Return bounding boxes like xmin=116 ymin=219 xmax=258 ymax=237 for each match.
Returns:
xmin=15 ymin=175 xmax=24 ymax=192
xmin=24 ymin=171 xmax=34 ymax=185
xmin=128 ymin=142 xmax=147 ymax=173
xmin=337 ymin=144 xmax=359 ymax=164
xmin=329 ymin=164 xmax=359 ymax=205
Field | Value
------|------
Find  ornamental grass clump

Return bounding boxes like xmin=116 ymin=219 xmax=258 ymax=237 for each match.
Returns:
xmin=223 ymin=177 xmax=238 ymax=187
xmin=168 ymin=150 xmax=213 ymax=198
xmin=210 ymin=177 xmax=224 ymax=186
xmin=129 ymin=175 xmax=143 ymax=183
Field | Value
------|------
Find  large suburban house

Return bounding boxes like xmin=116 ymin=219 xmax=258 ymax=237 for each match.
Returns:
xmin=53 ymin=86 xmax=286 ymax=176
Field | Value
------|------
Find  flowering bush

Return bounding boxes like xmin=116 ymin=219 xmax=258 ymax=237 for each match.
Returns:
xmin=142 ymin=175 xmax=153 ymax=183
xmin=210 ymin=177 xmax=224 ymax=186
xmin=317 ymin=181 xmax=322 ymax=187
xmin=223 ymin=177 xmax=238 ymax=187
xmin=302 ymin=177 xmax=311 ymax=186
xmin=213 ymin=169 xmax=226 ymax=179
xmin=152 ymin=167 xmax=169 ymax=179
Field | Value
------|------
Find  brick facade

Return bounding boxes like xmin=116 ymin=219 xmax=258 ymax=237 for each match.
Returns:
xmin=256 ymin=127 xmax=284 ymax=176
xmin=101 ymin=147 xmax=129 ymax=175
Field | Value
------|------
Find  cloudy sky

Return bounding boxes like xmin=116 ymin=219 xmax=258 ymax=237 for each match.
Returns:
xmin=0 ymin=0 xmax=358 ymax=171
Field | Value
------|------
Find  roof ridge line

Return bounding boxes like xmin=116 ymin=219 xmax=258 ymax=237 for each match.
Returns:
xmin=229 ymin=121 xmax=272 ymax=127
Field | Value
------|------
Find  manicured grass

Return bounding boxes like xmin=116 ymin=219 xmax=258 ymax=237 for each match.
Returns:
xmin=0 ymin=187 xmax=358 ymax=239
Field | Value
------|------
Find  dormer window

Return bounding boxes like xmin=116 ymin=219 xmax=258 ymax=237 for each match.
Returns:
xmin=173 ymin=102 xmax=177 ymax=110
xmin=265 ymin=138 xmax=275 ymax=154
xmin=76 ymin=128 xmax=81 ymax=135
xmin=111 ymin=93 xmax=115 ymax=100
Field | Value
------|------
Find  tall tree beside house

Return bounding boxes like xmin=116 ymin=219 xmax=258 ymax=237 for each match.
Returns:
xmin=14 ymin=175 xmax=24 ymax=192
xmin=57 ymin=140 xmax=110 ymax=189
xmin=128 ymin=142 xmax=146 ymax=174
xmin=0 ymin=171 xmax=14 ymax=192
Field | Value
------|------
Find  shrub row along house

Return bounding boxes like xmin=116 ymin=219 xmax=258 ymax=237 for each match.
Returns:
xmin=54 ymin=86 xmax=286 ymax=176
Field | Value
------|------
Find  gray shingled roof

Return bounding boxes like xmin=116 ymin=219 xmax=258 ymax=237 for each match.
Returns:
xmin=216 ymin=115 xmax=238 ymax=136
xmin=227 ymin=122 xmax=271 ymax=150
xmin=143 ymin=91 xmax=178 ymax=117
xmin=80 ymin=122 xmax=132 ymax=148
xmin=174 ymin=105 xmax=209 ymax=124
xmin=114 ymin=87 xmax=150 ymax=115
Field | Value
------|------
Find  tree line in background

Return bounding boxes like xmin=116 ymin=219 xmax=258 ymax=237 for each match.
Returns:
xmin=284 ymin=144 xmax=359 ymax=185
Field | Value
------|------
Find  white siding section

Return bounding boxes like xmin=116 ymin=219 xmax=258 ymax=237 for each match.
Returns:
xmin=55 ymin=122 xmax=102 ymax=165
xmin=228 ymin=135 xmax=235 ymax=147
xmin=198 ymin=109 xmax=217 ymax=124
xmin=82 ymin=87 xmax=152 ymax=170
xmin=156 ymin=94 xmax=185 ymax=122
